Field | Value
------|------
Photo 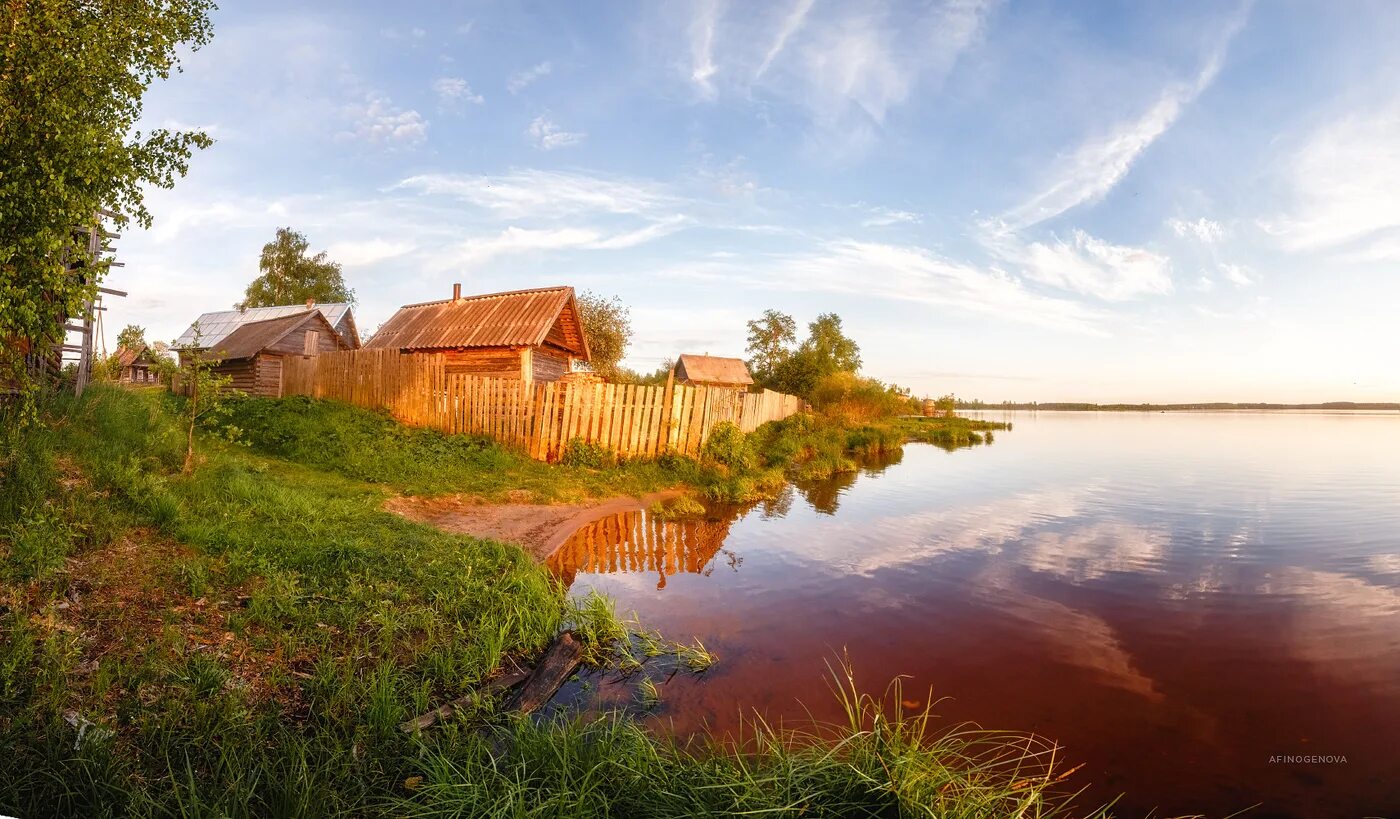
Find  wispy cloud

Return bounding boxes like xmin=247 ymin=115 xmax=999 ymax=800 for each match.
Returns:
xmin=338 ymin=94 xmax=428 ymax=145
xmin=661 ymin=239 xmax=1106 ymax=334
xmin=525 ymin=114 xmax=586 ymax=149
xmin=999 ymin=7 xmax=1249 ymax=230
xmin=1167 ymin=216 xmax=1226 ymax=243
xmin=987 ymin=229 xmax=1173 ymax=301
xmin=688 ymin=0 xmax=722 ymax=98
xmin=1263 ymin=99 xmax=1400 ymax=254
xmin=432 ymin=77 xmax=484 ymax=105
xmin=754 ymin=0 xmax=814 ymax=79
xmin=1219 ymin=262 xmax=1254 ymax=287
xmin=507 ymin=61 xmax=552 ymax=94
xmin=394 ymin=169 xmax=680 ymax=219
xmin=450 ymin=218 xmax=690 ymax=268
xmin=861 ymin=205 xmax=921 ymax=227
xmin=325 ymin=238 xmax=415 ymax=266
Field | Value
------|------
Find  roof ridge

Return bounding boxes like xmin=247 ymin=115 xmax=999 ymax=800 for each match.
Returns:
xmin=398 ymin=285 xmax=573 ymax=310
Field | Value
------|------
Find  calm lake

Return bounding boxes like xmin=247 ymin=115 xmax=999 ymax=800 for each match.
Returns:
xmin=549 ymin=411 xmax=1400 ymax=818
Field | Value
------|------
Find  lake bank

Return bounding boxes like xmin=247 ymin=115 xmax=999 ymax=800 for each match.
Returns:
xmin=1 ymin=387 xmax=1085 ymax=817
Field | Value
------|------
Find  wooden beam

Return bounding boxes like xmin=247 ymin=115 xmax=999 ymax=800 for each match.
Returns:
xmin=97 ymin=286 xmax=127 ymax=297
xmin=504 ymin=632 xmax=583 ymax=715
xmin=398 ymin=670 xmax=530 ymax=733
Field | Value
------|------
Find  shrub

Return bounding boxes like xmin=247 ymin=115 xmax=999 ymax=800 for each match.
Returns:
xmin=648 ymin=495 xmax=706 ymax=520
xmin=561 ymin=438 xmax=614 ymax=469
xmin=808 ymin=372 xmax=919 ymax=423
xmin=700 ymin=422 xmax=755 ymax=472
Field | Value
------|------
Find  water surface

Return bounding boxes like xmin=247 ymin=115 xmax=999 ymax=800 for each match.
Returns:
xmin=551 ymin=411 xmax=1400 ymax=818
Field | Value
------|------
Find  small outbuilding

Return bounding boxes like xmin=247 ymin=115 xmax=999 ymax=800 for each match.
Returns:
xmin=175 ymin=300 xmax=361 ymax=352
xmin=184 ymin=310 xmax=349 ymax=396
xmin=363 ymin=284 xmax=590 ymax=382
xmin=673 ymin=354 xmax=754 ymax=389
xmin=115 ymin=344 xmax=161 ymax=384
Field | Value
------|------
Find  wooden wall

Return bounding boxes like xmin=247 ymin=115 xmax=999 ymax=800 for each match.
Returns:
xmin=532 ymin=348 xmax=569 ymax=382
xmin=280 ymin=349 xmax=804 ymax=462
xmin=441 ymin=347 xmax=524 ymax=378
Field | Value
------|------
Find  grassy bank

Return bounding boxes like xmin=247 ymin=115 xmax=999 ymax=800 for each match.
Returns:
xmin=0 ymin=387 xmax=1093 ymax=817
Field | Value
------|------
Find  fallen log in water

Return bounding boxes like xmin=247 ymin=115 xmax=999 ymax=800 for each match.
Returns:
xmin=399 ymin=631 xmax=583 ymax=733
xmin=504 ymin=631 xmax=583 ymax=715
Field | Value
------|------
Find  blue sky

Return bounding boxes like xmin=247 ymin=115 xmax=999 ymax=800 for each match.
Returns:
xmin=113 ymin=0 xmax=1400 ymax=402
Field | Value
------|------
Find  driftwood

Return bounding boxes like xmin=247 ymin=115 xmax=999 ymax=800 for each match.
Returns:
xmin=504 ymin=631 xmax=583 ymax=716
xmin=398 ymin=631 xmax=584 ymax=733
xmin=398 ymin=670 xmax=529 ymax=733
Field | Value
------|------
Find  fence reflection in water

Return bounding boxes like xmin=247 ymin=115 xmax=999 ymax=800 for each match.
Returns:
xmin=547 ymin=509 xmax=740 ymax=589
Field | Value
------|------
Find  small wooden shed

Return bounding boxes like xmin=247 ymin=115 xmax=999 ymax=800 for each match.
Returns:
xmin=363 ymin=284 xmax=590 ymax=381
xmin=190 ymin=310 xmax=349 ymax=396
xmin=673 ymin=354 xmax=754 ymax=389
xmin=116 ymin=344 xmax=161 ymax=384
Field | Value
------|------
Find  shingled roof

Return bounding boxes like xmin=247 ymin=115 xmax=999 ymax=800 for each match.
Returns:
xmin=363 ymin=286 xmax=590 ymax=359
xmin=674 ymin=354 xmax=753 ymax=386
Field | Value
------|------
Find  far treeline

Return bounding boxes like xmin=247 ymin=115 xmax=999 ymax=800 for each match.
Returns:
xmin=957 ymin=400 xmax=1400 ymax=411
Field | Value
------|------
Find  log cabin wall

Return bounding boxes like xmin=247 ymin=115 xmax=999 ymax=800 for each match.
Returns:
xmin=532 ymin=347 xmax=570 ymax=381
xmin=213 ymin=358 xmax=258 ymax=394
xmin=438 ymin=347 xmax=525 ymax=378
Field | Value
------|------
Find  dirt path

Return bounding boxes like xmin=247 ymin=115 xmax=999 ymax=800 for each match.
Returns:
xmin=383 ymin=491 xmax=681 ymax=561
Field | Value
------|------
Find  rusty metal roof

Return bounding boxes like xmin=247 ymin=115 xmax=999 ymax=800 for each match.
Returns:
xmin=675 ymin=354 xmax=753 ymax=386
xmin=363 ymin=286 xmax=589 ymax=358
xmin=206 ymin=311 xmax=343 ymax=362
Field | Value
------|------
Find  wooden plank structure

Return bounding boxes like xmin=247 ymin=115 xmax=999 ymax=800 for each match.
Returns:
xmin=281 ymin=349 xmax=803 ymax=462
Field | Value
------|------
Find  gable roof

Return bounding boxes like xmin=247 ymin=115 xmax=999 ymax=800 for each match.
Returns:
xmin=363 ymin=286 xmax=590 ymax=359
xmin=675 ymin=354 xmax=753 ymax=386
xmin=115 ymin=344 xmax=156 ymax=367
xmin=205 ymin=310 xmax=346 ymax=362
xmin=175 ymin=303 xmax=355 ymax=349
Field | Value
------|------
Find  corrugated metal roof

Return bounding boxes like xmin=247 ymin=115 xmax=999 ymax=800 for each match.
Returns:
xmin=174 ymin=303 xmax=354 ymax=349
xmin=675 ymin=354 xmax=753 ymax=385
xmin=363 ymin=286 xmax=588 ymax=357
xmin=205 ymin=311 xmax=340 ymax=362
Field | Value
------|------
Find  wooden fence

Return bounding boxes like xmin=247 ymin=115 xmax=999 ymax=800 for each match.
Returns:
xmin=280 ymin=349 xmax=803 ymax=461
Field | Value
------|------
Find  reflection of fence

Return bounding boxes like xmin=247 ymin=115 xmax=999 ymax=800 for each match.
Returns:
xmin=546 ymin=510 xmax=735 ymax=588
xmin=281 ymin=349 xmax=802 ymax=461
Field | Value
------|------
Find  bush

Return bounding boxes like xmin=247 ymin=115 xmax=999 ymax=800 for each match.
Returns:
xmin=561 ymin=438 xmax=614 ymax=469
xmin=648 ymin=496 xmax=706 ymax=520
xmin=808 ymin=372 xmax=918 ymax=423
xmin=700 ymin=422 xmax=755 ymax=472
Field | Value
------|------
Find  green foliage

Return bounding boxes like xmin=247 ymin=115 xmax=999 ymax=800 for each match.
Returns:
xmin=575 ymin=291 xmax=632 ymax=379
xmin=0 ymin=0 xmax=214 ymax=406
xmin=115 ymin=324 xmax=146 ymax=350
xmin=560 ymin=438 xmax=615 ymax=469
xmin=933 ymin=393 xmax=957 ymax=417
xmin=809 ymin=372 xmax=919 ymax=422
xmin=699 ymin=421 xmax=756 ymax=472
xmin=744 ymin=309 xmax=797 ymax=383
xmin=647 ymin=495 xmax=706 ymax=521
xmin=240 ymin=227 xmax=354 ymax=308
xmin=170 ymin=324 xmax=232 ymax=473
xmin=757 ymin=312 xmax=863 ymax=397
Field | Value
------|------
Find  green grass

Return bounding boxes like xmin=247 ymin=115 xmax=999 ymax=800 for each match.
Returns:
xmin=0 ymin=387 xmax=1104 ymax=818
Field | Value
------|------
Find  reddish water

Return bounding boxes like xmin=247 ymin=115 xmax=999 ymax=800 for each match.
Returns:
xmin=549 ymin=412 xmax=1400 ymax=818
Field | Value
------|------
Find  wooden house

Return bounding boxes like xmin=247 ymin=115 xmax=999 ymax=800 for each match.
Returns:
xmin=363 ymin=284 xmax=590 ymax=381
xmin=673 ymin=354 xmax=754 ymax=390
xmin=175 ymin=300 xmax=360 ymax=352
xmin=115 ymin=344 xmax=161 ymax=384
xmin=185 ymin=310 xmax=349 ymax=396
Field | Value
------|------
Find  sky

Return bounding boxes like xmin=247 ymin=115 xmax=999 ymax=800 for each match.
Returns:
xmin=107 ymin=0 xmax=1400 ymax=403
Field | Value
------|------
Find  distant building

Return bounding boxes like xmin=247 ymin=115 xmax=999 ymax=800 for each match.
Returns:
xmin=673 ymin=354 xmax=754 ymax=390
xmin=179 ymin=309 xmax=350 ymax=396
xmin=115 ymin=344 xmax=161 ymax=384
xmin=175 ymin=300 xmax=360 ymax=352
xmin=363 ymin=284 xmax=590 ymax=382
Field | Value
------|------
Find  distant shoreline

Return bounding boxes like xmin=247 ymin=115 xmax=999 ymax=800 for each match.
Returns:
xmin=958 ymin=402 xmax=1400 ymax=412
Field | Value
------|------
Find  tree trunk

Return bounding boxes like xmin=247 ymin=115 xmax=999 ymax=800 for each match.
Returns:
xmin=182 ymin=380 xmax=197 ymax=474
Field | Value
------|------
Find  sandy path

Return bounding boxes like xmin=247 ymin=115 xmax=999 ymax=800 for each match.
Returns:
xmin=383 ymin=491 xmax=680 ymax=561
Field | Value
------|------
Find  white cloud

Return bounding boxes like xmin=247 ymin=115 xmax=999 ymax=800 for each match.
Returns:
xmin=986 ymin=229 xmax=1172 ymax=301
xmin=450 ymin=219 xmax=688 ymax=268
xmin=525 ymin=114 xmax=586 ymax=150
xmin=689 ymin=0 xmax=722 ymax=99
xmin=1219 ymin=262 xmax=1253 ymax=287
xmin=1167 ymin=216 xmax=1226 ymax=243
xmin=507 ymin=61 xmax=552 ymax=94
xmin=1000 ymin=10 xmax=1248 ymax=230
xmin=661 ymin=239 xmax=1107 ymax=334
xmin=394 ymin=169 xmax=679 ymax=219
xmin=754 ymin=0 xmax=814 ymax=79
xmin=325 ymin=238 xmax=415 ymax=267
xmin=433 ymin=77 xmax=484 ymax=105
xmin=1194 ymin=274 xmax=1216 ymax=292
xmin=1264 ymin=100 xmax=1400 ymax=253
xmin=861 ymin=205 xmax=920 ymax=227
xmin=339 ymin=94 xmax=428 ymax=145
